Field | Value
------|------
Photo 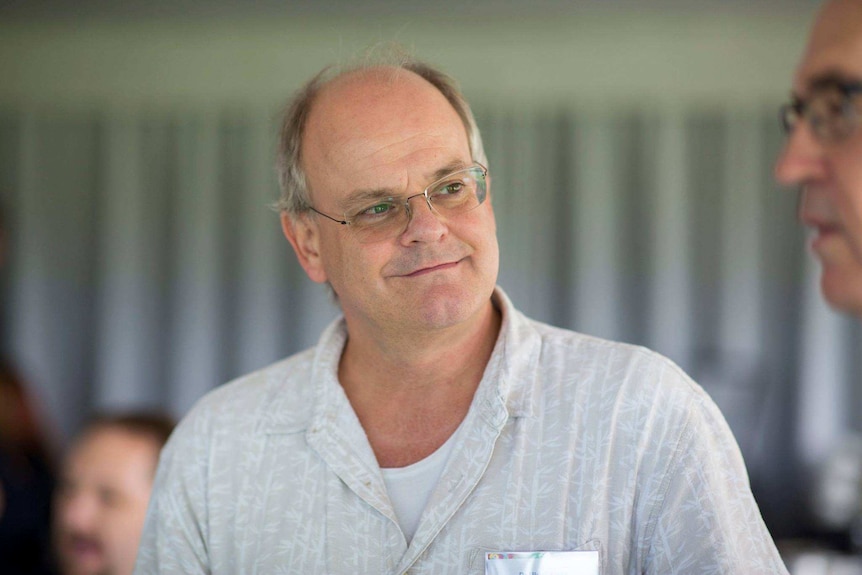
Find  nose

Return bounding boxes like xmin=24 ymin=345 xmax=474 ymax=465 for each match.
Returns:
xmin=774 ymin=119 xmax=827 ymax=186
xmin=404 ymin=191 xmax=433 ymax=213
xmin=400 ymin=191 xmax=447 ymax=243
xmin=58 ymin=491 xmax=97 ymax=533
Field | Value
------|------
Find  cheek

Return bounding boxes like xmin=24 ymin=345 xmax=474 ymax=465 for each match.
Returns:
xmin=835 ymin=144 xmax=862 ymax=219
xmin=833 ymin=147 xmax=862 ymax=257
xmin=821 ymin=260 xmax=862 ymax=314
xmin=317 ymin=233 xmax=349 ymax=281
xmin=845 ymin=180 xmax=862 ymax=227
xmin=102 ymin=504 xmax=149 ymax=561
xmin=321 ymin=236 xmax=384 ymax=293
xmin=467 ymin=208 xmax=498 ymax=258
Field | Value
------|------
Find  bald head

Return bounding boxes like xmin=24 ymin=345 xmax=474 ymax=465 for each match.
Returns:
xmin=301 ymin=68 xmax=469 ymax=205
xmin=816 ymin=0 xmax=862 ymax=29
xmin=775 ymin=0 xmax=862 ymax=316
xmin=274 ymin=56 xmax=487 ymax=216
xmin=796 ymin=0 xmax=862 ymax=88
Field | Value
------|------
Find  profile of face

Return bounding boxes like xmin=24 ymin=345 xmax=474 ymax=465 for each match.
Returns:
xmin=53 ymin=426 xmax=159 ymax=575
xmin=284 ymin=67 xmax=499 ymax=335
xmin=775 ymin=0 xmax=862 ymax=315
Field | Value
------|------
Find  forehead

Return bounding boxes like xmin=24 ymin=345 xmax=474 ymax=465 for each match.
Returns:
xmin=64 ymin=427 xmax=158 ymax=488
xmin=301 ymin=67 xmax=471 ymax=189
xmin=795 ymin=0 xmax=862 ymax=92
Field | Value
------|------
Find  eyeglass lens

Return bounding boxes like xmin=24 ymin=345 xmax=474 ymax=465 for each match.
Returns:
xmin=781 ymin=82 xmax=862 ymax=143
xmin=352 ymin=165 xmax=487 ymax=244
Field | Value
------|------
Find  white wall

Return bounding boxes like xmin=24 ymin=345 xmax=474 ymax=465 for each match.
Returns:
xmin=0 ymin=7 xmax=812 ymax=110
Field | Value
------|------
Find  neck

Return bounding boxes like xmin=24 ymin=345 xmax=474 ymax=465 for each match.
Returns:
xmin=337 ymin=297 xmax=502 ymax=467
xmin=340 ymin=297 xmax=500 ymax=393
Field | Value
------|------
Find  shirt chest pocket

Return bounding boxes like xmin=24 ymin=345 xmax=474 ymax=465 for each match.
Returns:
xmin=469 ymin=540 xmax=603 ymax=575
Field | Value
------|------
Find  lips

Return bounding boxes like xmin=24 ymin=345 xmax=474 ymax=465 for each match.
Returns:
xmin=799 ymin=187 xmax=844 ymax=237
xmin=402 ymin=259 xmax=461 ymax=277
xmin=385 ymin=247 xmax=470 ymax=278
xmin=799 ymin=205 xmax=842 ymax=231
xmin=62 ymin=533 xmax=104 ymax=562
xmin=810 ymin=227 xmax=838 ymax=252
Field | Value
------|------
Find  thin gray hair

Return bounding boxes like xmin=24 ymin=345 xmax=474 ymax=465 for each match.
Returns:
xmin=273 ymin=50 xmax=488 ymax=216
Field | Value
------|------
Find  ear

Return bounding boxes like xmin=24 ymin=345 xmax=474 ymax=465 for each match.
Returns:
xmin=281 ymin=212 xmax=328 ymax=284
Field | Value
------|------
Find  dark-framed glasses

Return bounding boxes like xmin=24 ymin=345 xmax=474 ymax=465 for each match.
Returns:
xmin=308 ymin=163 xmax=488 ymax=244
xmin=780 ymin=79 xmax=862 ymax=144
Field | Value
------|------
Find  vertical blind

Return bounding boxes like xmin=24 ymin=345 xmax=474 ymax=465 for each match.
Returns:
xmin=1 ymin=102 xmax=859 ymax=536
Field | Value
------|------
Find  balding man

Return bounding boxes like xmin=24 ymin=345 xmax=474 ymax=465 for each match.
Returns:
xmin=137 ymin=57 xmax=787 ymax=574
xmin=776 ymin=0 xmax=862 ymax=317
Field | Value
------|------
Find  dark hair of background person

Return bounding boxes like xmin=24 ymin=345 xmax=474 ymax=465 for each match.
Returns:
xmin=81 ymin=411 xmax=176 ymax=453
xmin=0 ymin=198 xmax=58 ymax=575
xmin=0 ymin=357 xmax=57 ymax=575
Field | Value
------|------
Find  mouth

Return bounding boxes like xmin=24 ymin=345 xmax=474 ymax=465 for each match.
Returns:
xmin=798 ymin=187 xmax=843 ymax=234
xmin=806 ymin=222 xmax=846 ymax=256
xmin=402 ymin=258 xmax=462 ymax=278
xmin=62 ymin=534 xmax=103 ymax=563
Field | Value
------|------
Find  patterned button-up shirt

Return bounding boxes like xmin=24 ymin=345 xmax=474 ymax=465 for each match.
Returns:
xmin=135 ymin=288 xmax=788 ymax=574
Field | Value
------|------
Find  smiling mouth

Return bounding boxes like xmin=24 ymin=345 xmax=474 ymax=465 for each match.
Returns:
xmin=403 ymin=260 xmax=460 ymax=277
xmin=807 ymin=224 xmax=845 ymax=256
xmin=805 ymin=219 xmax=843 ymax=238
xmin=61 ymin=536 xmax=104 ymax=566
xmin=799 ymin=199 xmax=842 ymax=236
xmin=798 ymin=187 xmax=843 ymax=234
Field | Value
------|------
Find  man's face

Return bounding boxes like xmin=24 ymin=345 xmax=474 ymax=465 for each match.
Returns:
xmin=287 ymin=68 xmax=499 ymax=335
xmin=775 ymin=0 xmax=862 ymax=315
xmin=53 ymin=427 xmax=158 ymax=575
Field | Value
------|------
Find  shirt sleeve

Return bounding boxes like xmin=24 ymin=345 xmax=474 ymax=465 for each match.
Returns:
xmin=134 ymin=412 xmax=211 ymax=574
xmin=641 ymin=389 xmax=789 ymax=575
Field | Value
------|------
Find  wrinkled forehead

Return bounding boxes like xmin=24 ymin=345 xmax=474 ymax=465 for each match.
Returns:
xmin=305 ymin=68 xmax=466 ymax=157
xmin=795 ymin=0 xmax=862 ymax=93
xmin=300 ymin=67 xmax=471 ymax=198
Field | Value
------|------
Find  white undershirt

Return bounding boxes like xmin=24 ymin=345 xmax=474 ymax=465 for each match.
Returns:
xmin=381 ymin=428 xmax=460 ymax=543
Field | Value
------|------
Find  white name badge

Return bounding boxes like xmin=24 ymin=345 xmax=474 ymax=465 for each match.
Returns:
xmin=485 ymin=550 xmax=599 ymax=575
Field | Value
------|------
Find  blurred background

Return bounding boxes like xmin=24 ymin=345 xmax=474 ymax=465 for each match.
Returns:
xmin=1 ymin=0 xmax=861 ymax=569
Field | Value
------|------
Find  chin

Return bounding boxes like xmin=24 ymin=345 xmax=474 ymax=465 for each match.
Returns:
xmin=825 ymin=297 xmax=862 ymax=318
xmin=414 ymin=283 xmax=492 ymax=329
xmin=821 ymin=271 xmax=862 ymax=318
xmin=415 ymin=295 xmax=474 ymax=329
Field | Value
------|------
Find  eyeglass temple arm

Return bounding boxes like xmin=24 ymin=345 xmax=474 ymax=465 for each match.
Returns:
xmin=308 ymin=207 xmax=348 ymax=225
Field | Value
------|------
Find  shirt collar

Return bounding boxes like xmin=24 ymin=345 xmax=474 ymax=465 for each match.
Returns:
xmin=260 ymin=286 xmax=541 ymax=434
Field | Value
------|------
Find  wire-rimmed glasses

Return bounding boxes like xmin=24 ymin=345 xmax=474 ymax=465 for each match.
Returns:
xmin=307 ymin=163 xmax=488 ymax=244
xmin=780 ymin=79 xmax=862 ymax=144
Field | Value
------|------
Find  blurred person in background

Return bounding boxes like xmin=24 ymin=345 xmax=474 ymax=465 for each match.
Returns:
xmin=53 ymin=412 xmax=174 ymax=575
xmin=775 ymin=0 xmax=862 ymax=318
xmin=0 ymin=362 xmax=56 ymax=575
xmin=775 ymin=0 xmax=862 ymax=562
xmin=0 ymin=200 xmax=57 ymax=575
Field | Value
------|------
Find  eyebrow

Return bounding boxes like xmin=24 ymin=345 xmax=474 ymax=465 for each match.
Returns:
xmin=339 ymin=159 xmax=473 ymax=211
xmin=804 ymin=71 xmax=862 ymax=93
xmin=428 ymin=159 xmax=473 ymax=182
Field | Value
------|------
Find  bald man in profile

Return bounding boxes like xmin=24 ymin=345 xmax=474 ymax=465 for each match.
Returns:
xmin=776 ymin=0 xmax=862 ymax=317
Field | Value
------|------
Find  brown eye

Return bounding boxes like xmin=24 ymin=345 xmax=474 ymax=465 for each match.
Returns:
xmin=435 ymin=182 xmax=464 ymax=197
